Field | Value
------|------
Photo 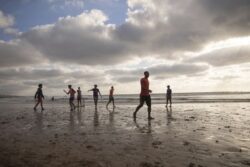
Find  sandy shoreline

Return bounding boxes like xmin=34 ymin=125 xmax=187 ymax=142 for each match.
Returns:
xmin=0 ymin=102 xmax=250 ymax=167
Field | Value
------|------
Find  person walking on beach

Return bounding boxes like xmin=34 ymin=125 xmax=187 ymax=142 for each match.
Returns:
xmin=64 ymin=85 xmax=76 ymax=111
xmin=88 ymin=84 xmax=102 ymax=108
xmin=34 ymin=83 xmax=45 ymax=111
xmin=166 ymin=85 xmax=172 ymax=107
xmin=133 ymin=71 xmax=154 ymax=120
xmin=77 ymin=87 xmax=83 ymax=107
xmin=106 ymin=86 xmax=115 ymax=108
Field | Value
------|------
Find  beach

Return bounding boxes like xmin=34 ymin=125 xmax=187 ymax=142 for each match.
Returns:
xmin=0 ymin=99 xmax=250 ymax=167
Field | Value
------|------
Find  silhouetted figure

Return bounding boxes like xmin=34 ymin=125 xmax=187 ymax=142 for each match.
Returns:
xmin=51 ymin=96 xmax=55 ymax=101
xmin=34 ymin=83 xmax=45 ymax=111
xmin=77 ymin=87 xmax=82 ymax=107
xmin=64 ymin=85 xmax=76 ymax=111
xmin=133 ymin=71 xmax=154 ymax=120
xmin=106 ymin=86 xmax=115 ymax=108
xmin=88 ymin=84 xmax=102 ymax=108
xmin=166 ymin=85 xmax=172 ymax=107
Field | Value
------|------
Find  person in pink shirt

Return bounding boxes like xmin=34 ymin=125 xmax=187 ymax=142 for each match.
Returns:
xmin=133 ymin=71 xmax=154 ymax=120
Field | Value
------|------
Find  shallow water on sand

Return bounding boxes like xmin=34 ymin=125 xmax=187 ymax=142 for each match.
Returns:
xmin=0 ymin=102 xmax=250 ymax=167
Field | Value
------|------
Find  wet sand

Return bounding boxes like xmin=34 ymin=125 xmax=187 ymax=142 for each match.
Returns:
xmin=0 ymin=102 xmax=250 ymax=167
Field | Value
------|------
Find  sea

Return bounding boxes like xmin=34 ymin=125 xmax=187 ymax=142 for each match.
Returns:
xmin=1 ymin=92 xmax=250 ymax=104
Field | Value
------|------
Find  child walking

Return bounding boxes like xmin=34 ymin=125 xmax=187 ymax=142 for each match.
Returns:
xmin=34 ymin=83 xmax=45 ymax=111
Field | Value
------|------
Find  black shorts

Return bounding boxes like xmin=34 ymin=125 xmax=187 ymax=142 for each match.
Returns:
xmin=140 ymin=95 xmax=151 ymax=107
xmin=93 ymin=96 xmax=98 ymax=100
xmin=69 ymin=97 xmax=74 ymax=102
xmin=167 ymin=96 xmax=172 ymax=100
xmin=109 ymin=96 xmax=114 ymax=101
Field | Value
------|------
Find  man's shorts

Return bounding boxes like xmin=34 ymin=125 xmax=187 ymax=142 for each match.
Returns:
xmin=140 ymin=95 xmax=151 ymax=107
xmin=109 ymin=96 xmax=114 ymax=101
xmin=69 ymin=97 xmax=74 ymax=103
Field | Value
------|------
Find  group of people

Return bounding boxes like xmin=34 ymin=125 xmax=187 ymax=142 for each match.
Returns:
xmin=34 ymin=84 xmax=115 ymax=111
xmin=33 ymin=71 xmax=172 ymax=119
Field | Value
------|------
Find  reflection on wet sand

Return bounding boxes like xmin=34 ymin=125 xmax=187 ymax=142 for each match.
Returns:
xmin=77 ymin=107 xmax=83 ymax=125
xmin=34 ymin=110 xmax=43 ymax=132
xmin=94 ymin=107 xmax=99 ymax=127
xmin=166 ymin=106 xmax=173 ymax=125
xmin=107 ymin=107 xmax=115 ymax=125
xmin=69 ymin=110 xmax=75 ymax=130
xmin=133 ymin=119 xmax=152 ymax=134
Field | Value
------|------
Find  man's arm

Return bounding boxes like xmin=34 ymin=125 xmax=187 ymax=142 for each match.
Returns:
xmin=41 ymin=90 xmax=44 ymax=99
xmin=63 ymin=90 xmax=69 ymax=94
xmin=34 ymin=91 xmax=37 ymax=99
xmin=98 ymin=90 xmax=102 ymax=98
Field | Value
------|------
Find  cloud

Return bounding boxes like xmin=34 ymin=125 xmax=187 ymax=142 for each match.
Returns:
xmin=108 ymin=63 xmax=209 ymax=83
xmin=0 ymin=10 xmax=14 ymax=28
xmin=3 ymin=28 xmax=21 ymax=36
xmin=0 ymin=40 xmax=45 ymax=67
xmin=3 ymin=0 xmax=250 ymax=67
xmin=190 ymin=44 xmax=250 ymax=66
xmin=121 ymin=0 xmax=250 ymax=57
xmin=48 ymin=0 xmax=84 ymax=9
xmin=0 ymin=66 xmax=108 ymax=95
xmin=21 ymin=10 xmax=130 ymax=65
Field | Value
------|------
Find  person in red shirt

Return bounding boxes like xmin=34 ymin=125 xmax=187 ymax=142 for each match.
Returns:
xmin=133 ymin=71 xmax=154 ymax=120
xmin=106 ymin=86 xmax=115 ymax=108
xmin=64 ymin=85 xmax=76 ymax=111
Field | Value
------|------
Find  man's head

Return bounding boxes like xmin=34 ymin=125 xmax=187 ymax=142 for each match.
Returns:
xmin=94 ymin=84 xmax=97 ymax=88
xmin=144 ymin=71 xmax=149 ymax=78
xmin=38 ymin=83 xmax=42 ymax=88
xmin=78 ymin=87 xmax=80 ymax=89
xmin=167 ymin=85 xmax=170 ymax=89
xmin=111 ymin=86 xmax=114 ymax=89
xmin=68 ymin=85 xmax=72 ymax=89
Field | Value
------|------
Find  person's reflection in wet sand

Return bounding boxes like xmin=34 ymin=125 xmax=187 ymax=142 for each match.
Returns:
xmin=69 ymin=110 xmax=75 ymax=131
xmin=94 ymin=107 xmax=99 ymax=127
xmin=166 ymin=106 xmax=173 ymax=125
xmin=34 ymin=110 xmax=44 ymax=133
xmin=77 ymin=107 xmax=83 ymax=125
xmin=107 ymin=107 xmax=115 ymax=127
xmin=133 ymin=119 xmax=152 ymax=134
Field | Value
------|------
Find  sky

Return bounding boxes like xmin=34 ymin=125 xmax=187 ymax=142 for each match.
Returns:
xmin=0 ymin=0 xmax=250 ymax=96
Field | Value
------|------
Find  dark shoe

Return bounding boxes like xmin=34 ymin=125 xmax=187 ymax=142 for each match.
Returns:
xmin=148 ymin=117 xmax=154 ymax=120
xmin=33 ymin=107 xmax=36 ymax=111
xmin=42 ymin=108 xmax=45 ymax=111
